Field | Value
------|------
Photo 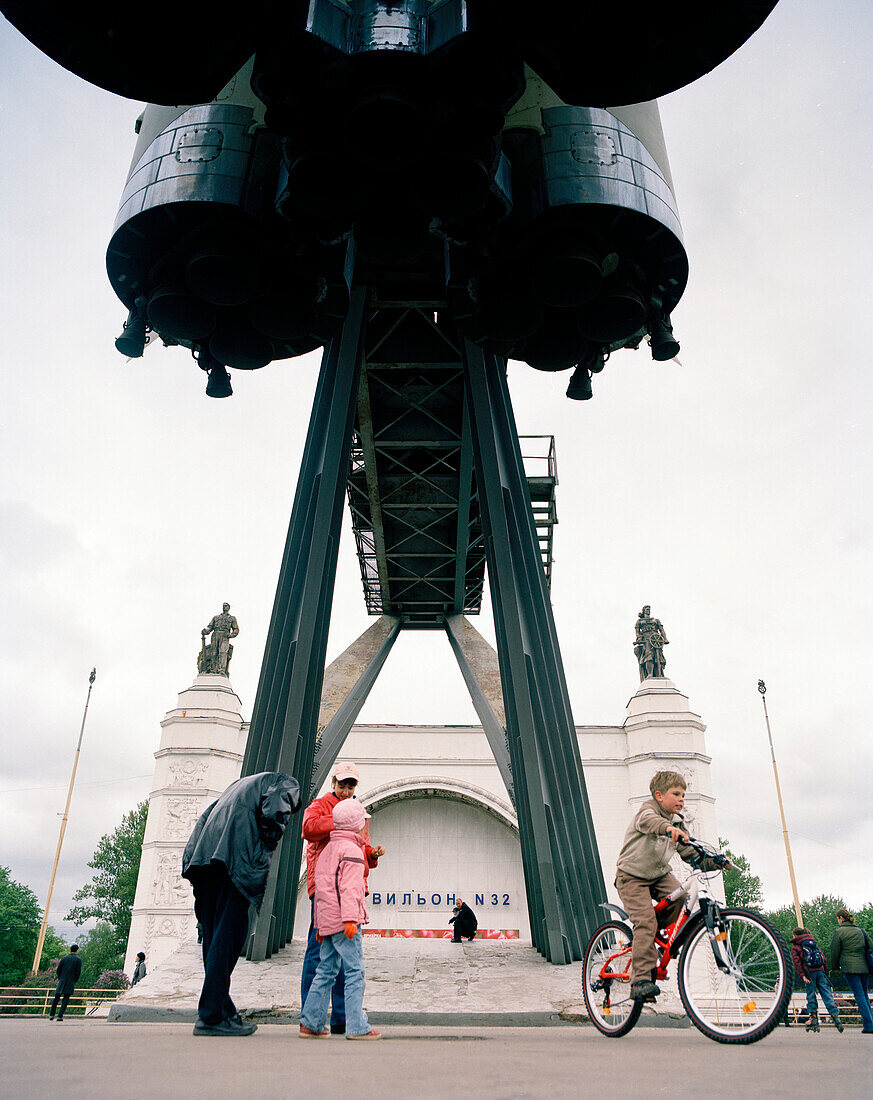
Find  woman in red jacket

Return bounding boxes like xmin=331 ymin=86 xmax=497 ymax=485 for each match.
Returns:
xmin=299 ymin=762 xmax=383 ymax=1034
xmin=300 ymin=798 xmax=380 ymax=1039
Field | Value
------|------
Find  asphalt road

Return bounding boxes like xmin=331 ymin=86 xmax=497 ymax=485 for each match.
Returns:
xmin=1 ymin=1021 xmax=871 ymax=1099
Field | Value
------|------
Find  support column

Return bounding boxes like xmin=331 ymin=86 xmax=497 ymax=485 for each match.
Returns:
xmin=444 ymin=614 xmax=514 ymax=805
xmin=462 ymin=340 xmax=606 ymax=963
xmin=309 ymin=614 xmax=401 ymax=799
xmin=243 ymin=288 xmax=368 ymax=959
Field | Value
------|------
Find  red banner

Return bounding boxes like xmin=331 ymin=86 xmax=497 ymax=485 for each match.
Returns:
xmin=362 ymin=929 xmax=520 ymax=939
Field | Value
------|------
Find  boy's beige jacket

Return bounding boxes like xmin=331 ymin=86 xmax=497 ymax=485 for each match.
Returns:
xmin=615 ymin=797 xmax=697 ymax=882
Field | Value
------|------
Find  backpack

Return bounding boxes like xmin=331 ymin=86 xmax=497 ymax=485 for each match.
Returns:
xmin=800 ymin=938 xmax=826 ymax=971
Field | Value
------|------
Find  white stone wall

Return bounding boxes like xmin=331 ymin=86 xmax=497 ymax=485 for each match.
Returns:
xmin=124 ymin=674 xmax=246 ymax=976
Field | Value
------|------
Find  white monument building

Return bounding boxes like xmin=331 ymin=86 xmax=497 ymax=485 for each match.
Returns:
xmin=126 ymin=657 xmax=717 ymax=974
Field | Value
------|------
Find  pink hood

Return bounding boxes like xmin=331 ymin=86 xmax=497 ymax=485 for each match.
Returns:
xmin=313 ymin=830 xmax=369 ymax=937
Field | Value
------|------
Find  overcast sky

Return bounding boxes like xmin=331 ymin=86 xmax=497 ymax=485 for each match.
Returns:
xmin=2 ymin=1 xmax=871 ymax=947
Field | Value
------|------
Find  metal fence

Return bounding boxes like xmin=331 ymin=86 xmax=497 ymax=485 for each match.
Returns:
xmin=785 ymin=992 xmax=870 ymax=1027
xmin=0 ymin=987 xmax=123 ymax=1017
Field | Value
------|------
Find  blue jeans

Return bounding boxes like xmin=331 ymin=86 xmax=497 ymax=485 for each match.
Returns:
xmin=845 ymin=972 xmax=873 ymax=1031
xmin=301 ymin=898 xmax=345 ymax=1028
xmin=804 ymin=970 xmax=839 ymax=1018
xmin=300 ymin=929 xmax=370 ymax=1037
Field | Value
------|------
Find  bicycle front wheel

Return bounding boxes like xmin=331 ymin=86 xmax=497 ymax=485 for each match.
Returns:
xmin=678 ymin=907 xmax=791 ymax=1044
xmin=582 ymin=921 xmax=643 ymax=1037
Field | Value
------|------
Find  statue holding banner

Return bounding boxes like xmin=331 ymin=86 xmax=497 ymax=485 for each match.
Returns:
xmin=634 ymin=605 xmax=668 ymax=681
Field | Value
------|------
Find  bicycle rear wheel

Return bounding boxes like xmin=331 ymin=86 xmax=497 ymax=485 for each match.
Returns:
xmin=678 ymin=907 xmax=791 ymax=1044
xmin=582 ymin=921 xmax=643 ymax=1037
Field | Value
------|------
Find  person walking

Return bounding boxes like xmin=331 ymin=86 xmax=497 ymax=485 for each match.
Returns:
xmin=49 ymin=944 xmax=81 ymax=1021
xmin=830 ymin=908 xmax=873 ymax=1034
xmin=790 ymin=927 xmax=844 ymax=1033
xmin=131 ymin=952 xmax=146 ymax=986
xmin=182 ymin=771 xmax=300 ymax=1037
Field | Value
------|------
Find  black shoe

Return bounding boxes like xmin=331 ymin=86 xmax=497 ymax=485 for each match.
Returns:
xmin=48 ymin=1016 xmax=54 ymax=1021
xmin=193 ymin=1015 xmax=258 ymax=1037
xmin=330 ymin=1024 xmax=346 ymax=1035
xmin=834 ymin=1019 xmax=844 ymax=1033
xmin=630 ymin=980 xmax=661 ymax=1001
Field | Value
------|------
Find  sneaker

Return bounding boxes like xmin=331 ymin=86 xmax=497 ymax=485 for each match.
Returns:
xmin=834 ymin=1020 xmax=845 ymax=1033
xmin=630 ymin=979 xmax=661 ymax=1001
xmin=330 ymin=1024 xmax=346 ymax=1035
xmin=299 ymin=1024 xmax=330 ymax=1038
xmin=193 ymin=1015 xmax=258 ymax=1036
xmin=347 ymin=1029 xmax=381 ymax=1040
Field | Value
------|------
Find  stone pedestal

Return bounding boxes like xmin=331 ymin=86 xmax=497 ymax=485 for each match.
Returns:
xmin=624 ymin=677 xmax=720 ymax=887
xmin=124 ymin=674 xmax=246 ymax=977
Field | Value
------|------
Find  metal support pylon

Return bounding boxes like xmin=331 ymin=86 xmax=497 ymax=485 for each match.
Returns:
xmin=242 ymin=298 xmax=605 ymax=963
xmin=243 ymin=288 xmax=367 ymax=959
xmin=461 ymin=340 xmax=606 ymax=962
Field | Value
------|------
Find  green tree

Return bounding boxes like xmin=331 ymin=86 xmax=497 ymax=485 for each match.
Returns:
xmin=718 ymin=838 xmax=764 ymax=910
xmin=76 ymin=922 xmax=126 ymax=988
xmin=66 ymin=801 xmax=147 ymax=954
xmin=0 ymin=866 xmax=69 ymax=983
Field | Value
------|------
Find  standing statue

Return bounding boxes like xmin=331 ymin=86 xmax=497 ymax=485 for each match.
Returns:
xmin=634 ymin=605 xmax=669 ymax=681
xmin=198 ymin=603 xmax=239 ymax=676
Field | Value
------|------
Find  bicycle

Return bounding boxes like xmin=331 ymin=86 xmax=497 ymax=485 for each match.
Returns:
xmin=582 ymin=838 xmax=791 ymax=1044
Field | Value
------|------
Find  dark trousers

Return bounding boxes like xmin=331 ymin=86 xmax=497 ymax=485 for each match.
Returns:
xmin=50 ymin=985 xmax=74 ymax=1019
xmin=301 ymin=897 xmax=345 ymax=1028
xmin=191 ymin=868 xmax=251 ymax=1025
xmin=451 ymin=921 xmax=476 ymax=942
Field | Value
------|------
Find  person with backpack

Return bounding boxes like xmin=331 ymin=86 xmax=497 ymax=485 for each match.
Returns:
xmin=791 ymin=927 xmax=844 ymax=1033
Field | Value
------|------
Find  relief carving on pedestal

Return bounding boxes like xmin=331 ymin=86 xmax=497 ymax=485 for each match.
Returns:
xmin=168 ymin=758 xmax=208 ymax=787
xmin=163 ymin=797 xmax=203 ymax=839
xmin=153 ymin=851 xmax=192 ymax=906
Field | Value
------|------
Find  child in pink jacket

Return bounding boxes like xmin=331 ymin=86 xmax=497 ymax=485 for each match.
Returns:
xmin=299 ymin=798 xmax=380 ymax=1040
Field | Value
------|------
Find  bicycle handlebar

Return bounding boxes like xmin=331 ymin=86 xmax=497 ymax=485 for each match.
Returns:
xmin=684 ymin=836 xmax=731 ymax=869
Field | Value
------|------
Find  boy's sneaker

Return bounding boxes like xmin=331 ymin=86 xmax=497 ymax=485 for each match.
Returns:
xmin=299 ymin=1024 xmax=330 ymax=1038
xmin=347 ymin=1029 xmax=381 ymax=1040
xmin=630 ymin=979 xmax=661 ymax=1001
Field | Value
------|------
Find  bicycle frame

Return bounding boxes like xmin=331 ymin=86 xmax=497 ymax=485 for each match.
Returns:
xmin=597 ymin=860 xmax=738 ymax=988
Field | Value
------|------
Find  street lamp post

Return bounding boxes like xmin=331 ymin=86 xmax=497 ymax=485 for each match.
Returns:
xmin=757 ymin=679 xmax=803 ymax=928
xmin=31 ymin=668 xmax=96 ymax=974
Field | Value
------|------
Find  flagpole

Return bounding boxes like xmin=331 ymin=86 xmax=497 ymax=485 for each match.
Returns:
xmin=31 ymin=668 xmax=96 ymax=974
xmin=757 ymin=679 xmax=803 ymax=928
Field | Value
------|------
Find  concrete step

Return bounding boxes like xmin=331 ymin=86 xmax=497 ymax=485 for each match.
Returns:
xmin=109 ymin=937 xmax=699 ymax=1027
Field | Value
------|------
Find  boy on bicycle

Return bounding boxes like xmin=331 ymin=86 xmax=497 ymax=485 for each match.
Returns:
xmin=615 ymin=770 xmax=725 ymax=1001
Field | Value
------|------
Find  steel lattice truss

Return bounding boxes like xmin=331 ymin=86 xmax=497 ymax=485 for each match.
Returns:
xmin=347 ymin=307 xmax=557 ymax=625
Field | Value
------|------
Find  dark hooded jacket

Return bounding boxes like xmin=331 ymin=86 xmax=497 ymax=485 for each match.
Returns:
xmin=450 ymin=902 xmax=478 ymax=937
xmin=181 ymin=772 xmax=300 ymax=907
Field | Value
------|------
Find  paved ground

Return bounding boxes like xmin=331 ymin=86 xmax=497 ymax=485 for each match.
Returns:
xmin=1 ymin=1020 xmax=870 ymax=1099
